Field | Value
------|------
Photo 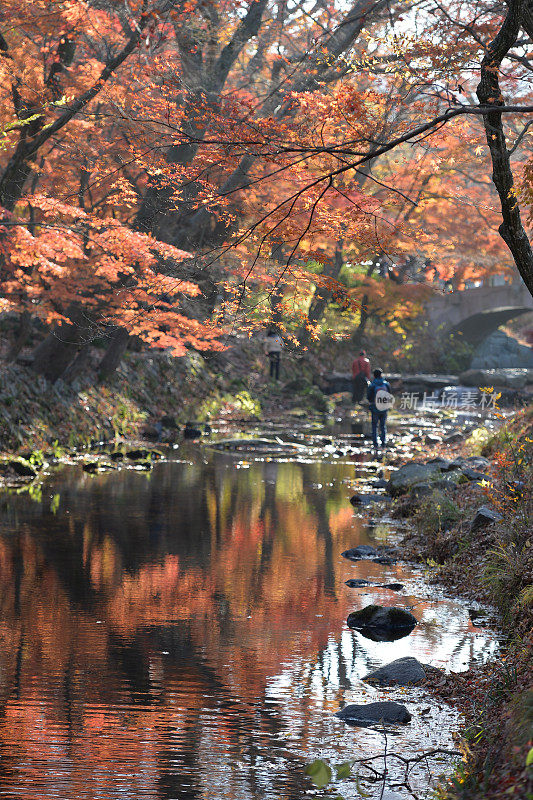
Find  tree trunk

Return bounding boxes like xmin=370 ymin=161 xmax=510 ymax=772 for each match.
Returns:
xmin=351 ymin=256 xmax=381 ymax=347
xmin=61 ymin=343 xmax=92 ymax=383
xmin=6 ymin=311 xmax=32 ymax=362
xmin=299 ymin=243 xmax=344 ymax=346
xmin=97 ymin=327 xmax=130 ymax=382
xmin=352 ymin=293 xmax=370 ymax=349
xmin=31 ymin=306 xmax=93 ymax=382
xmin=31 ymin=324 xmax=83 ymax=382
xmin=476 ymin=0 xmax=533 ymax=297
xmin=136 ymin=0 xmax=390 ymax=252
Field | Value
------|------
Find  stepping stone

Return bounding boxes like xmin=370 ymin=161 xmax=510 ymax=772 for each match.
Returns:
xmin=363 ymin=657 xmax=426 ymax=686
xmin=336 ymin=701 xmax=411 ymax=726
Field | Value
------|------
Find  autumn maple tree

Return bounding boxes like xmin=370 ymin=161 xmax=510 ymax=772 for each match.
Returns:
xmin=2 ymin=0 xmax=533 ymax=382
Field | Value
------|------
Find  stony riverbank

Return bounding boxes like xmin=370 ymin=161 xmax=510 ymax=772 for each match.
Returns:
xmin=0 ymin=362 xmax=530 ymax=797
xmin=0 ymin=346 xmax=328 ymax=456
xmin=391 ymin=407 xmax=533 ymax=800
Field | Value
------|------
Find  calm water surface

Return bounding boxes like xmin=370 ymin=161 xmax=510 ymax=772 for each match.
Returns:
xmin=0 ymin=430 xmax=498 ymax=800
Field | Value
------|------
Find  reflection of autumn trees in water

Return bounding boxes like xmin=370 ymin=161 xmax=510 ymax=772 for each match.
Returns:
xmin=0 ymin=457 xmax=495 ymax=799
xmin=0 ymin=457 xmax=369 ymax=799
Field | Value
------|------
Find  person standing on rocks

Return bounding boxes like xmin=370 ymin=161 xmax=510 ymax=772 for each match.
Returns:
xmin=366 ymin=368 xmax=393 ymax=450
xmin=264 ymin=329 xmax=283 ymax=381
xmin=351 ymin=349 xmax=371 ymax=402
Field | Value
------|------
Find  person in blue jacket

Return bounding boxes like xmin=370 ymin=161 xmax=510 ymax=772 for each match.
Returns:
xmin=366 ymin=369 xmax=393 ymax=450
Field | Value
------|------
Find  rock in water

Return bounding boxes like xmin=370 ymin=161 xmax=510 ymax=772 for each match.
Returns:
xmin=347 ymin=605 xmax=417 ymax=631
xmin=141 ymin=424 xmax=161 ymax=441
xmin=8 ymin=459 xmax=37 ymax=478
xmin=82 ymin=461 xmax=115 ymax=474
xmin=357 ymin=626 xmax=414 ymax=642
xmin=341 ymin=545 xmax=377 ymax=560
xmin=211 ymin=438 xmax=306 ymax=454
xmin=349 ymin=493 xmax=383 ymax=506
xmin=362 ymin=657 xmax=426 ymax=686
xmin=335 ymin=701 xmax=411 ymax=726
xmin=126 ymin=448 xmax=161 ymax=460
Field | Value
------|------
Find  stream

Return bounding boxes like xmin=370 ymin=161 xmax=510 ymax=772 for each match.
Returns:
xmin=0 ymin=416 xmax=500 ymax=800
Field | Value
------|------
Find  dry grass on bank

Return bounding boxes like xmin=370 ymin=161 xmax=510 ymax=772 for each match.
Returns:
xmin=399 ymin=407 xmax=533 ymax=800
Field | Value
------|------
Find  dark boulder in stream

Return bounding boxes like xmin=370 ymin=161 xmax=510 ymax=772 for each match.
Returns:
xmin=342 ymin=545 xmax=378 ymax=560
xmin=126 ymin=449 xmax=162 ymax=460
xmin=362 ymin=657 xmax=426 ymax=687
xmin=82 ymin=461 xmax=116 ymax=474
xmin=350 ymin=493 xmax=384 ymax=506
xmin=342 ymin=546 xmax=398 ymax=562
xmin=8 ymin=459 xmax=38 ymax=478
xmin=345 ymin=580 xmax=404 ymax=591
xmin=347 ymin=605 xmax=417 ymax=641
xmin=335 ymin=701 xmax=411 ymax=726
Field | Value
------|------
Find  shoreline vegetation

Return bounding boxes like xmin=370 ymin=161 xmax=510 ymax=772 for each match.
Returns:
xmin=0 ymin=353 xmax=531 ymax=800
xmin=397 ymin=406 xmax=533 ymax=800
xmin=0 ymin=344 xmax=330 ymax=456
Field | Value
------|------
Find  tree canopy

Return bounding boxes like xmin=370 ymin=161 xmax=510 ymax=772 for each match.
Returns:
xmin=2 ymin=0 xmax=533 ymax=379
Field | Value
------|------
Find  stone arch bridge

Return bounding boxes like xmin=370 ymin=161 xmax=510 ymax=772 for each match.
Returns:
xmin=427 ymin=279 xmax=533 ymax=344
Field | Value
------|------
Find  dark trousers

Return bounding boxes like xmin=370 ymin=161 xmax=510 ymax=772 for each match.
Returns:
xmin=269 ymin=352 xmax=280 ymax=380
xmin=371 ymin=408 xmax=387 ymax=447
xmin=352 ymin=372 xmax=368 ymax=402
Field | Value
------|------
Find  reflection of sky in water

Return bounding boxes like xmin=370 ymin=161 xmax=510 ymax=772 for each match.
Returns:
xmin=0 ymin=439 xmax=498 ymax=800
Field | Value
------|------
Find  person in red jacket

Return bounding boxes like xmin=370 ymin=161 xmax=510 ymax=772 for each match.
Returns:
xmin=351 ymin=350 xmax=371 ymax=402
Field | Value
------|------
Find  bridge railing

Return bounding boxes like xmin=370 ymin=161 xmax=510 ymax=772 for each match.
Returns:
xmin=429 ymin=272 xmax=518 ymax=293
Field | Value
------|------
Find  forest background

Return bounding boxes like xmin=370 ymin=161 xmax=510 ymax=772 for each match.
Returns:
xmin=1 ymin=0 xmax=533 ymax=445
